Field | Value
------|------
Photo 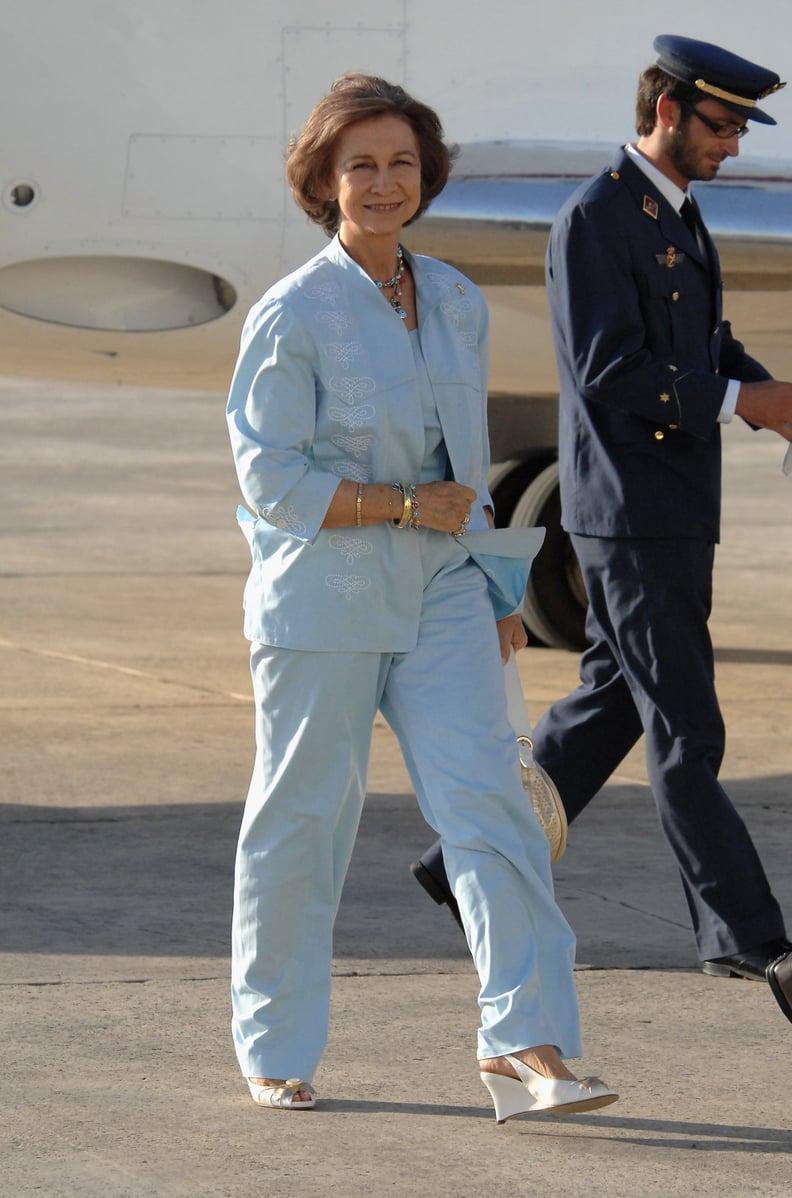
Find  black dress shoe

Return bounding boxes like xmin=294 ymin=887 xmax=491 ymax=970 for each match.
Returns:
xmin=767 ymin=944 xmax=792 ymax=1025
xmin=410 ymin=846 xmax=463 ymax=931
xmin=702 ymin=937 xmax=792 ymax=982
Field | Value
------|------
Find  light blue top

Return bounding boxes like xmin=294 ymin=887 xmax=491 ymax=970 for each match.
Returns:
xmin=227 ymin=236 xmax=543 ymax=650
xmin=410 ymin=327 xmax=450 ymax=485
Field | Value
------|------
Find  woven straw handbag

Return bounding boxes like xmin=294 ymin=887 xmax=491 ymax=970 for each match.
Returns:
xmin=505 ymin=653 xmax=568 ymax=863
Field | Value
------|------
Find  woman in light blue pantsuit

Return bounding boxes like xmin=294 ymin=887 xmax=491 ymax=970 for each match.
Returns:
xmin=226 ymin=72 xmax=618 ymax=1121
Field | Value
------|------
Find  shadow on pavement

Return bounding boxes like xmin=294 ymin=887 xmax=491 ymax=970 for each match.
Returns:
xmin=2 ymin=776 xmax=789 ymax=966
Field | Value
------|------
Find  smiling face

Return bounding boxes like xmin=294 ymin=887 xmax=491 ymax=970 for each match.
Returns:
xmin=325 ymin=113 xmax=422 ymax=252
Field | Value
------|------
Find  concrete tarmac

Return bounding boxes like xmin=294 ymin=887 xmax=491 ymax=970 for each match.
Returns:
xmin=1 ymin=376 xmax=791 ymax=1197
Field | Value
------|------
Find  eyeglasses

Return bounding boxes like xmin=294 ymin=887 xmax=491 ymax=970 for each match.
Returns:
xmin=680 ymin=102 xmax=750 ymax=140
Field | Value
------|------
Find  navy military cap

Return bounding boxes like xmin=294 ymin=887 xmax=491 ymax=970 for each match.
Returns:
xmin=654 ymin=34 xmax=785 ymax=124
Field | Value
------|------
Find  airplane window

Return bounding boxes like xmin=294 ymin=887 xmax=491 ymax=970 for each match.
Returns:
xmin=8 ymin=183 xmax=37 ymax=208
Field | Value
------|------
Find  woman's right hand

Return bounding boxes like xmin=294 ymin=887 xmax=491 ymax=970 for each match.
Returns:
xmin=414 ymin=481 xmax=477 ymax=534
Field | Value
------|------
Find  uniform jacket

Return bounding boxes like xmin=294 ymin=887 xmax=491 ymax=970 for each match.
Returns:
xmin=227 ymin=236 xmax=541 ymax=651
xmin=546 ymin=146 xmax=770 ymax=541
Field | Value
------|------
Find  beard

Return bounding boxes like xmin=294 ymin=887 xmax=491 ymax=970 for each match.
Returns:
xmin=666 ymin=124 xmax=724 ymax=182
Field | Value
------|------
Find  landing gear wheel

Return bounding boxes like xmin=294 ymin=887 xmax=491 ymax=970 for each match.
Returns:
xmin=509 ymin=462 xmax=587 ymax=651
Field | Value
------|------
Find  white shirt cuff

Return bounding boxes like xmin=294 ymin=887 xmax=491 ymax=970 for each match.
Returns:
xmin=718 ymin=379 xmax=740 ymax=423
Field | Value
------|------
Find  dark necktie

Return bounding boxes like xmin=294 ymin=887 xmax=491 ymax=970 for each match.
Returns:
xmin=680 ymin=197 xmax=698 ymax=238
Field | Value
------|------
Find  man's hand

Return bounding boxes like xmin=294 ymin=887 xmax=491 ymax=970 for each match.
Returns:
xmin=736 ymin=380 xmax=792 ymax=442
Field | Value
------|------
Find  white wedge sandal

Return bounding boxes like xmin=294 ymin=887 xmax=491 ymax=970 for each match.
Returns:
xmin=247 ymin=1077 xmax=316 ymax=1109
xmin=480 ymin=1055 xmax=618 ymax=1123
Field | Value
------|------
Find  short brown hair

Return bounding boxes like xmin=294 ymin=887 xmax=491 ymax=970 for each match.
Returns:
xmin=635 ymin=65 xmax=700 ymax=135
xmin=286 ymin=72 xmax=455 ymax=236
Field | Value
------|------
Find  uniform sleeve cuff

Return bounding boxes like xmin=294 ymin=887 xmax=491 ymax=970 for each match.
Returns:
xmin=718 ymin=379 xmax=740 ymax=423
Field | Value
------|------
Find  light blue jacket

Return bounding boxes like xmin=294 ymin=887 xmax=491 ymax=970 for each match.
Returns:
xmin=227 ymin=236 xmax=542 ymax=651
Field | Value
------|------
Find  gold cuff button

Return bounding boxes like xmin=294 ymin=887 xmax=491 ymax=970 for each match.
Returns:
xmin=654 ymin=430 xmax=665 ymax=441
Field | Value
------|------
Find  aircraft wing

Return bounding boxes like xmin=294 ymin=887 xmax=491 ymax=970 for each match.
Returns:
xmin=410 ymin=142 xmax=792 ymax=292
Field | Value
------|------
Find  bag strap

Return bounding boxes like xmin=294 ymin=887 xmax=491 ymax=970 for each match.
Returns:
xmin=504 ymin=652 xmax=535 ymax=766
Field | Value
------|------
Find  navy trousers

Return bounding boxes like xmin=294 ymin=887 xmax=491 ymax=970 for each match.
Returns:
xmin=531 ymin=534 xmax=784 ymax=961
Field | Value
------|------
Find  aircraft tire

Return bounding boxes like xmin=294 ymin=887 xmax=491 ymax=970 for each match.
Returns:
xmin=508 ymin=461 xmax=588 ymax=652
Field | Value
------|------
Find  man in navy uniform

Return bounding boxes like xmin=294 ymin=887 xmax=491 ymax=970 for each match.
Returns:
xmin=412 ymin=35 xmax=792 ymax=1025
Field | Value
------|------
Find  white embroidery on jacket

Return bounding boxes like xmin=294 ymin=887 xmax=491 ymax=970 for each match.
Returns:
xmin=317 ymin=310 xmax=352 ymax=335
xmin=332 ymin=461 xmax=373 ymax=482
xmin=425 ymin=272 xmax=478 ymax=350
xmin=326 ymin=341 xmax=364 ymax=369
xmin=329 ymin=404 xmax=375 ymax=431
xmin=328 ymin=534 xmax=374 ymax=565
xmin=325 ymin=574 xmax=371 ymax=600
xmin=260 ymin=504 xmax=307 ymax=535
xmin=332 ymin=433 xmax=376 ymax=458
xmin=439 ymin=298 xmax=477 ymax=348
xmin=329 ymin=375 xmax=376 ymax=404
xmin=304 ymin=281 xmax=341 ymax=304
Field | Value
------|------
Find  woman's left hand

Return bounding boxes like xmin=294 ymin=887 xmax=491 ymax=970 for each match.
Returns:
xmin=496 ymin=613 xmax=527 ymax=664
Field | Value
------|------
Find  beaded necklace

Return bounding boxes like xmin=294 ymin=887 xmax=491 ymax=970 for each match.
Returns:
xmin=373 ymin=244 xmax=407 ymax=319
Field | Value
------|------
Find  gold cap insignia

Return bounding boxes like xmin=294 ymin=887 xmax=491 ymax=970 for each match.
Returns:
xmin=695 ymin=77 xmax=787 ymax=106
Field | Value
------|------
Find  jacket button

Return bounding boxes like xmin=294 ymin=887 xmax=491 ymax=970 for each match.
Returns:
xmin=654 ymin=430 xmax=665 ymax=441
xmin=610 ymin=170 xmax=620 ymax=179
xmin=669 ymin=423 xmax=678 ymax=430
xmin=672 ymin=291 xmax=680 ymax=301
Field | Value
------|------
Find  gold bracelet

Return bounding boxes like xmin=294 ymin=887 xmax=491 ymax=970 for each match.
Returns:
xmin=391 ymin=482 xmax=412 ymax=529
xmin=396 ymin=490 xmax=413 ymax=528
xmin=355 ymin=483 xmax=364 ymax=527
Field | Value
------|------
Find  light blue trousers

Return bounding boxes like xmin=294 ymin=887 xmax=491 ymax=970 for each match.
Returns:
xmin=231 ymin=536 xmax=581 ymax=1081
